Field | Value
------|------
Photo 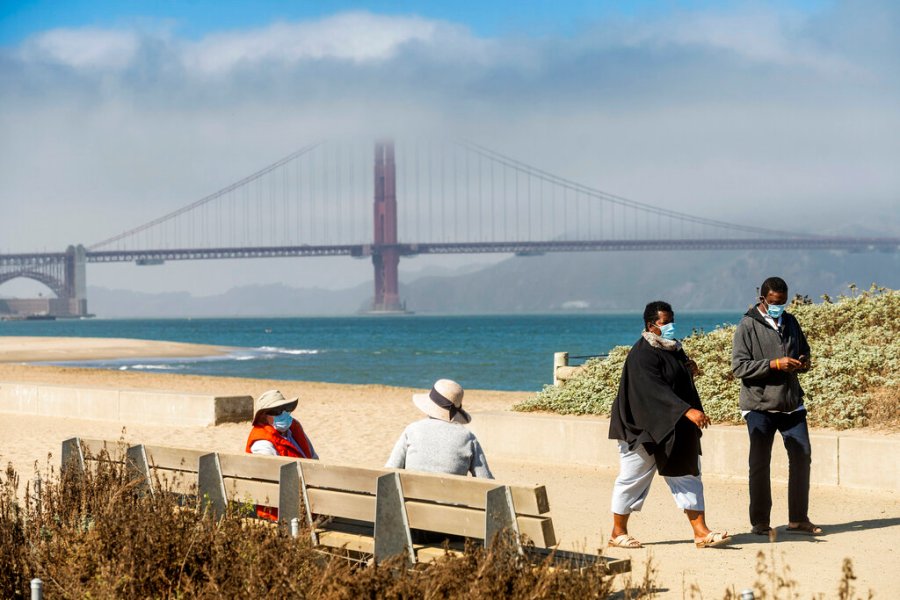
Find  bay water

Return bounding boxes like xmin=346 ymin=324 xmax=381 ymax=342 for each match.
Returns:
xmin=1 ymin=313 xmax=737 ymax=391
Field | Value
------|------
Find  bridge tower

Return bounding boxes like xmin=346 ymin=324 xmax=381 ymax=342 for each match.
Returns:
xmin=371 ymin=140 xmax=404 ymax=312
xmin=64 ymin=244 xmax=88 ymax=316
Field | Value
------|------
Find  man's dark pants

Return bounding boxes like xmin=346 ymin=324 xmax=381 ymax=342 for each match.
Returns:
xmin=745 ymin=409 xmax=812 ymax=526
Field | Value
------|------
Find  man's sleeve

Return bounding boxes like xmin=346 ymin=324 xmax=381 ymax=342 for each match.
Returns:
xmin=798 ymin=321 xmax=811 ymax=360
xmin=732 ymin=320 xmax=771 ymax=380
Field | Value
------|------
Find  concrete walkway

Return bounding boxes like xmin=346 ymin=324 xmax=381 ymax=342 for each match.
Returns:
xmin=491 ymin=456 xmax=900 ymax=599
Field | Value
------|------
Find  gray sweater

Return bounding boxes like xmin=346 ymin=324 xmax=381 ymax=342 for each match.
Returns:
xmin=385 ymin=418 xmax=494 ymax=478
xmin=731 ymin=306 xmax=810 ymax=412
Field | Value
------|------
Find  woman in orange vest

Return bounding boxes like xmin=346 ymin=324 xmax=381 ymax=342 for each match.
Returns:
xmin=246 ymin=389 xmax=318 ymax=520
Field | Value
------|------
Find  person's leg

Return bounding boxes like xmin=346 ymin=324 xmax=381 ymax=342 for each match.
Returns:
xmin=745 ymin=410 xmax=777 ymax=529
xmin=664 ymin=462 xmax=727 ymax=544
xmin=778 ymin=410 xmax=813 ymax=526
xmin=665 ymin=474 xmax=707 ymax=533
xmin=610 ymin=441 xmax=656 ymax=542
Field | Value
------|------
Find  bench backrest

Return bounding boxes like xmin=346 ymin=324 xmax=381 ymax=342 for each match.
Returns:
xmin=62 ymin=437 xmax=556 ymax=550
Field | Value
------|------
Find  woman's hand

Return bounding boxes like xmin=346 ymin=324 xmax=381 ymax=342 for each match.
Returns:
xmin=685 ymin=408 xmax=711 ymax=429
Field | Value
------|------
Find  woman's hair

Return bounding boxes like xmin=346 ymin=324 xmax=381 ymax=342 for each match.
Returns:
xmin=643 ymin=300 xmax=673 ymax=330
xmin=760 ymin=276 xmax=788 ymax=297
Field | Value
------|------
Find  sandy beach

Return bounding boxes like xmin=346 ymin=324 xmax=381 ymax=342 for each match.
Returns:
xmin=0 ymin=336 xmax=897 ymax=598
xmin=0 ymin=336 xmax=228 ymax=363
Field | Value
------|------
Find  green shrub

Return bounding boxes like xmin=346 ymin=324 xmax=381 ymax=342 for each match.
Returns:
xmin=516 ymin=285 xmax=900 ymax=429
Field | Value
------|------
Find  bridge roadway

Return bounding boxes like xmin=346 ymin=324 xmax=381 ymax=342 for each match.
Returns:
xmin=2 ymin=236 xmax=898 ymax=266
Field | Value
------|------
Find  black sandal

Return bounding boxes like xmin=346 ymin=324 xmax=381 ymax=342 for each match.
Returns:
xmin=751 ymin=524 xmax=772 ymax=535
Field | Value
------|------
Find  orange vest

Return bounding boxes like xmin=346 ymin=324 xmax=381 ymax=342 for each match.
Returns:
xmin=245 ymin=421 xmax=314 ymax=458
xmin=245 ymin=421 xmax=315 ymax=520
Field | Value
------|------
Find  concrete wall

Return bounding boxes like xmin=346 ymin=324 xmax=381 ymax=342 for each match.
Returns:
xmin=0 ymin=382 xmax=252 ymax=427
xmin=467 ymin=411 xmax=899 ymax=493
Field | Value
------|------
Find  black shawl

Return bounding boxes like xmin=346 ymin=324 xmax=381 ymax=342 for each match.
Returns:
xmin=608 ymin=336 xmax=703 ymax=476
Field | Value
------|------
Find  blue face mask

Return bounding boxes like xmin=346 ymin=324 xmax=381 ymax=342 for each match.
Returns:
xmin=272 ymin=411 xmax=293 ymax=433
xmin=658 ymin=322 xmax=676 ymax=340
xmin=766 ymin=303 xmax=786 ymax=319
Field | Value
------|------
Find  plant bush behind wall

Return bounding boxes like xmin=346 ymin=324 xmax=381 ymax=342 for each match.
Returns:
xmin=516 ymin=285 xmax=900 ymax=430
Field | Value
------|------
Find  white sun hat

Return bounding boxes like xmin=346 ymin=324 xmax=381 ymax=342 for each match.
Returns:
xmin=412 ymin=379 xmax=471 ymax=424
xmin=252 ymin=389 xmax=299 ymax=424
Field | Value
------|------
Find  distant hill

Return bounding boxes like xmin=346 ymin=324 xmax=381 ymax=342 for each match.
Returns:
xmin=86 ymin=248 xmax=900 ymax=317
xmin=87 ymin=282 xmax=371 ymax=318
xmin=401 ymin=248 xmax=900 ymax=312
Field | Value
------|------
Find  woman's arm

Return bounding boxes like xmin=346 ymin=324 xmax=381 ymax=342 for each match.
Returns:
xmin=469 ymin=438 xmax=494 ymax=479
xmin=384 ymin=431 xmax=409 ymax=469
xmin=249 ymin=440 xmax=277 ymax=456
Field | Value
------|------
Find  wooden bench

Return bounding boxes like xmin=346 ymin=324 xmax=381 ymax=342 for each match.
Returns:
xmin=62 ymin=437 xmax=629 ymax=573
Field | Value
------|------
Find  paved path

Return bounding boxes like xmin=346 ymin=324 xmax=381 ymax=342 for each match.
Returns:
xmin=493 ymin=458 xmax=900 ymax=598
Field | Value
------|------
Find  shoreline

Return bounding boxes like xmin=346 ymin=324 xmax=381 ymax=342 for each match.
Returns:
xmin=0 ymin=336 xmax=230 ymax=363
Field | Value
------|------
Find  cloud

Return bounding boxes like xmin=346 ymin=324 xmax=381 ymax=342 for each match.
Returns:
xmin=182 ymin=12 xmax=448 ymax=73
xmin=19 ymin=27 xmax=140 ymax=70
xmin=619 ymin=6 xmax=859 ymax=76
xmin=0 ymin=3 xmax=898 ymax=295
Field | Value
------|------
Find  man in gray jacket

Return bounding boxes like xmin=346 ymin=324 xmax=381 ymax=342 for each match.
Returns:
xmin=732 ymin=276 xmax=822 ymax=536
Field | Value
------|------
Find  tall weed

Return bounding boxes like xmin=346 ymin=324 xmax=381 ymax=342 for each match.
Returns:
xmin=0 ymin=454 xmax=644 ymax=599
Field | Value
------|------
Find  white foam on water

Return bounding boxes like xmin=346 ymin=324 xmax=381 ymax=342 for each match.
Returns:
xmin=256 ymin=346 xmax=319 ymax=355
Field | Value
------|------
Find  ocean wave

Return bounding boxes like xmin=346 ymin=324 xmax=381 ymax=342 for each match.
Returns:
xmin=118 ymin=364 xmax=185 ymax=371
xmin=255 ymin=346 xmax=319 ymax=355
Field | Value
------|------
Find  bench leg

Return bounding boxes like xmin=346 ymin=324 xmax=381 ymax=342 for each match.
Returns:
xmin=485 ymin=485 xmax=523 ymax=555
xmin=198 ymin=452 xmax=227 ymax=519
xmin=374 ymin=472 xmax=414 ymax=566
xmin=279 ymin=462 xmax=305 ymax=534
xmin=125 ymin=444 xmax=152 ymax=495
xmin=60 ymin=437 xmax=85 ymax=476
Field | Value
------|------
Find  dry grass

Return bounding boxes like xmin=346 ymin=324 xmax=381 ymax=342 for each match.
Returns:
xmin=0 ymin=453 xmax=646 ymax=599
xmin=863 ymin=385 xmax=900 ymax=430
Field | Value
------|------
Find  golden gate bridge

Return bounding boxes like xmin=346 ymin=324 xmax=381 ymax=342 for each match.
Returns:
xmin=1 ymin=138 xmax=897 ymax=317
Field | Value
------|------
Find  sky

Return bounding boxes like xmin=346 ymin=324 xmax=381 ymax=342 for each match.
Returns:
xmin=1 ymin=0 xmax=898 ymax=297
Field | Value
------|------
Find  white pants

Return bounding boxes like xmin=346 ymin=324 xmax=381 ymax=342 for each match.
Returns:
xmin=611 ymin=440 xmax=705 ymax=514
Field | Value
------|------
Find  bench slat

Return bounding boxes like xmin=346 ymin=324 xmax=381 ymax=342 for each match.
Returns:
xmin=316 ymin=530 xmax=376 ymax=554
xmin=307 ymin=488 xmax=555 ymax=545
xmin=79 ymin=438 xmax=125 ymax=460
xmin=405 ymin=499 xmax=556 ymax=546
xmin=315 ymin=531 xmax=458 ymax=564
xmin=143 ymin=445 xmax=209 ymax=471
xmin=299 ymin=461 xmax=548 ymax=515
xmin=218 ymin=453 xmax=294 ymax=481
xmin=224 ymin=477 xmax=279 ymax=506
xmin=397 ymin=474 xmax=549 ymax=515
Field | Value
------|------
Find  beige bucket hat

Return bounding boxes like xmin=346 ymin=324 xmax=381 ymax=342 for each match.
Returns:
xmin=412 ymin=379 xmax=471 ymax=424
xmin=252 ymin=389 xmax=298 ymax=424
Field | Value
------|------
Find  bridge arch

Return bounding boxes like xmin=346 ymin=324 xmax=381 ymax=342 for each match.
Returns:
xmin=0 ymin=271 xmax=64 ymax=297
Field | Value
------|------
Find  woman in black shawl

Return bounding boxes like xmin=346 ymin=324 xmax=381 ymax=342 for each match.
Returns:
xmin=607 ymin=301 xmax=730 ymax=549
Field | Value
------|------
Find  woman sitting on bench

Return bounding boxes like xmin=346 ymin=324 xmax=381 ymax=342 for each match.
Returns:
xmin=246 ymin=389 xmax=318 ymax=520
xmin=385 ymin=378 xmax=493 ymax=479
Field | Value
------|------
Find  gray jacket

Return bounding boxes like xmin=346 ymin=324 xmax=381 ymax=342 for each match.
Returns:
xmin=731 ymin=306 xmax=810 ymax=412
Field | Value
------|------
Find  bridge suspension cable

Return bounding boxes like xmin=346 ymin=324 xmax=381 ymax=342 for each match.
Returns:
xmin=452 ymin=138 xmax=815 ymax=240
xmin=89 ymin=142 xmax=324 ymax=250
